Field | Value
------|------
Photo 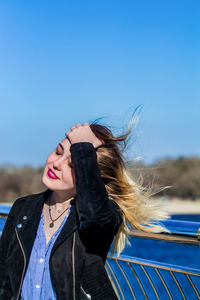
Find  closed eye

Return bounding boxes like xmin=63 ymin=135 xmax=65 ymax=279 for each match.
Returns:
xmin=55 ymin=149 xmax=62 ymax=155
xmin=55 ymin=143 xmax=63 ymax=155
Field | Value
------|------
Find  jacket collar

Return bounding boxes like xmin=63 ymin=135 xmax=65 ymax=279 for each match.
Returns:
xmin=16 ymin=189 xmax=78 ymax=261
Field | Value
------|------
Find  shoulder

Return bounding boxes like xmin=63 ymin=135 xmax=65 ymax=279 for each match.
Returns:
xmin=16 ymin=191 xmax=45 ymax=202
xmin=13 ymin=190 xmax=44 ymax=206
xmin=8 ymin=190 xmax=46 ymax=218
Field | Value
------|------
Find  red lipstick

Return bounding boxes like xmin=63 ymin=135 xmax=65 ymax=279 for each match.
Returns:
xmin=47 ymin=168 xmax=59 ymax=180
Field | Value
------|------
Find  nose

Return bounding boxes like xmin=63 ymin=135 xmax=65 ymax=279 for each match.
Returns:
xmin=53 ymin=156 xmax=63 ymax=171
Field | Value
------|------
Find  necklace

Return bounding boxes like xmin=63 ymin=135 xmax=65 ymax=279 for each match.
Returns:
xmin=48 ymin=195 xmax=72 ymax=228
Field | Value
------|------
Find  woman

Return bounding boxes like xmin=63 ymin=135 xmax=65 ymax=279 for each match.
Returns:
xmin=0 ymin=120 xmax=170 ymax=300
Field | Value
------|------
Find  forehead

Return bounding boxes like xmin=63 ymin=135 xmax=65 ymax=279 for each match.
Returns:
xmin=60 ymin=138 xmax=71 ymax=150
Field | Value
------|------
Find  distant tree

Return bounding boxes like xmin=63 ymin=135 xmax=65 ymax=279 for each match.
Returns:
xmin=0 ymin=156 xmax=200 ymax=203
xmin=0 ymin=165 xmax=45 ymax=203
xmin=128 ymin=156 xmax=200 ymax=200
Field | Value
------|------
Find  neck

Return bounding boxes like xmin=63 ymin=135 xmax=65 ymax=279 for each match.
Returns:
xmin=51 ymin=190 xmax=75 ymax=204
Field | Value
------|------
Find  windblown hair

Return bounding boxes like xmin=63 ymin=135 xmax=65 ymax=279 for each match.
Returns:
xmin=90 ymin=116 xmax=171 ymax=256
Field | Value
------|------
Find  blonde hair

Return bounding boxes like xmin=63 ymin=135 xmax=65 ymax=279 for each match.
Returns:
xmin=90 ymin=113 xmax=171 ymax=256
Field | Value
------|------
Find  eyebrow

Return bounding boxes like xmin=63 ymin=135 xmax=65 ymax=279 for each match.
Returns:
xmin=57 ymin=143 xmax=71 ymax=159
xmin=58 ymin=143 xmax=64 ymax=150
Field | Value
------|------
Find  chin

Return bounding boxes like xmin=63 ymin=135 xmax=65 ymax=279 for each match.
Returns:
xmin=42 ymin=175 xmax=75 ymax=194
xmin=42 ymin=172 xmax=54 ymax=190
xmin=42 ymin=174 xmax=50 ymax=190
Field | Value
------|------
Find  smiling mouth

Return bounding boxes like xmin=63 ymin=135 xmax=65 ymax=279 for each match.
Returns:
xmin=47 ymin=168 xmax=60 ymax=180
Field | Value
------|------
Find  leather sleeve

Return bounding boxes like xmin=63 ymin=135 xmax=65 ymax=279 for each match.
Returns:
xmin=70 ymin=142 xmax=122 ymax=261
xmin=0 ymin=200 xmax=20 ymax=299
xmin=70 ymin=142 xmax=122 ymax=228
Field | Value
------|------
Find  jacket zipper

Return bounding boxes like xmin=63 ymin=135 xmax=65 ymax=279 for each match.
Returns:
xmin=71 ymin=231 xmax=91 ymax=300
xmin=81 ymin=285 xmax=91 ymax=299
xmin=15 ymin=228 xmax=26 ymax=300
xmin=72 ymin=231 xmax=76 ymax=300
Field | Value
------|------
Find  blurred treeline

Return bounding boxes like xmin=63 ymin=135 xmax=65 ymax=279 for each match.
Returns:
xmin=0 ymin=166 xmax=45 ymax=203
xmin=0 ymin=156 xmax=200 ymax=203
xmin=129 ymin=156 xmax=200 ymax=200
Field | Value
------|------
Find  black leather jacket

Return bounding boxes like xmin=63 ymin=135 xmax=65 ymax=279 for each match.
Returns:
xmin=0 ymin=142 xmax=122 ymax=300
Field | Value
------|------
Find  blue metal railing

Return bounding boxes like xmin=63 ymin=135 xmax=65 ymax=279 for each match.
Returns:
xmin=105 ymin=255 xmax=200 ymax=300
xmin=0 ymin=204 xmax=11 ymax=215
xmin=1 ymin=204 xmax=200 ymax=299
xmin=161 ymin=219 xmax=200 ymax=238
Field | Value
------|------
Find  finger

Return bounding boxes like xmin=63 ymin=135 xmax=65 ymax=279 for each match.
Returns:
xmin=84 ymin=122 xmax=90 ymax=126
xmin=70 ymin=126 xmax=76 ymax=130
xmin=65 ymin=131 xmax=71 ymax=137
xmin=76 ymin=123 xmax=82 ymax=128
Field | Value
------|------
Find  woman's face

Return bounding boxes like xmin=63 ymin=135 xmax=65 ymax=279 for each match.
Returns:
xmin=42 ymin=138 xmax=76 ymax=194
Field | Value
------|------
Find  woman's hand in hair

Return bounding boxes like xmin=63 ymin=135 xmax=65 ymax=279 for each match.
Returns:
xmin=65 ymin=122 xmax=104 ymax=149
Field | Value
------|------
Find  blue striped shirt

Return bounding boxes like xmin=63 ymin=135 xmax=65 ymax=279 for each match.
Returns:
xmin=21 ymin=205 xmax=71 ymax=300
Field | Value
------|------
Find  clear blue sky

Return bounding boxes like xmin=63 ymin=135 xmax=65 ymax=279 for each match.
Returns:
xmin=0 ymin=0 xmax=199 ymax=166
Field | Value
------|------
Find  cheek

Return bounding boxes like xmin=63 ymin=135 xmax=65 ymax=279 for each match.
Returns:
xmin=44 ymin=153 xmax=55 ymax=170
xmin=46 ymin=152 xmax=54 ymax=164
xmin=62 ymin=168 xmax=75 ymax=186
xmin=43 ymin=153 xmax=53 ymax=177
